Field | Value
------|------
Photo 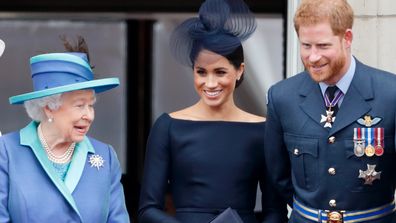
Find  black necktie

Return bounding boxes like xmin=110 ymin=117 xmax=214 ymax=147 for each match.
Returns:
xmin=325 ymin=86 xmax=339 ymax=116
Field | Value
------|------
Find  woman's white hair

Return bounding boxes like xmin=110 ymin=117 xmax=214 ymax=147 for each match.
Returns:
xmin=24 ymin=94 xmax=63 ymax=122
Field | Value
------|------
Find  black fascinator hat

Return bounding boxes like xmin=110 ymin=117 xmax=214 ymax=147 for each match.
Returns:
xmin=169 ymin=0 xmax=257 ymax=66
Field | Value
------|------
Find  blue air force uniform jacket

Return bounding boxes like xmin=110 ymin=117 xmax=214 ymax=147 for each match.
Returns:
xmin=264 ymin=59 xmax=396 ymax=222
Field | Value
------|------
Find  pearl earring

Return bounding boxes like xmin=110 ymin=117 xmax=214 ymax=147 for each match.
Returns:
xmin=48 ymin=117 xmax=53 ymax=123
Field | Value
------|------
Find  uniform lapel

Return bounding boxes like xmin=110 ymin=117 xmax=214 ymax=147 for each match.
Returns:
xmin=20 ymin=122 xmax=83 ymax=220
xmin=299 ymin=73 xmax=327 ymax=127
xmin=329 ymin=61 xmax=373 ymax=135
xmin=64 ymin=137 xmax=95 ymax=193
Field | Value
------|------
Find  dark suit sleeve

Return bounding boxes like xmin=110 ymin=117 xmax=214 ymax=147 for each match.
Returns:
xmin=138 ymin=115 xmax=181 ymax=223
xmin=264 ymin=86 xmax=294 ymax=206
xmin=259 ymin=172 xmax=288 ymax=223
xmin=259 ymin=132 xmax=288 ymax=223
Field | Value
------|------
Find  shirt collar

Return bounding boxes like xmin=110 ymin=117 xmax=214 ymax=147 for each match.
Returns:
xmin=319 ymin=55 xmax=356 ymax=95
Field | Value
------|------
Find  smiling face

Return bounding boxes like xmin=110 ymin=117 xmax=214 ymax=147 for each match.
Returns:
xmin=45 ymin=89 xmax=96 ymax=143
xmin=193 ymin=49 xmax=243 ymax=109
xmin=299 ymin=22 xmax=352 ymax=85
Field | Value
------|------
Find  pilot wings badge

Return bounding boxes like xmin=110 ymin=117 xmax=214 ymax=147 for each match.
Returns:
xmin=357 ymin=115 xmax=381 ymax=127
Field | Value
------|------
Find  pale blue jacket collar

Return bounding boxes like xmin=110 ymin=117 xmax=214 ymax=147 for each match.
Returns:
xmin=19 ymin=121 xmax=96 ymax=220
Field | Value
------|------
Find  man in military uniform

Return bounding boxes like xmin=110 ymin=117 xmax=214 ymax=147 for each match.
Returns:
xmin=264 ymin=0 xmax=396 ymax=222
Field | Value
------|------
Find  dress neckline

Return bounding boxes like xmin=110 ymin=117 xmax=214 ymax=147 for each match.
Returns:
xmin=164 ymin=113 xmax=266 ymax=124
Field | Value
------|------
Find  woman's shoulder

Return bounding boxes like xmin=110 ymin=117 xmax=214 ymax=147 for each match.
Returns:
xmin=235 ymin=109 xmax=266 ymax=123
xmin=87 ymin=137 xmax=107 ymax=146
xmin=0 ymin=132 xmax=20 ymax=156
xmin=153 ymin=112 xmax=173 ymax=125
xmin=86 ymin=137 xmax=119 ymax=159
xmin=168 ymin=107 xmax=200 ymax=121
xmin=86 ymin=137 xmax=113 ymax=153
xmin=0 ymin=131 xmax=21 ymax=145
xmin=236 ymin=110 xmax=266 ymax=123
xmin=148 ymin=113 xmax=176 ymax=137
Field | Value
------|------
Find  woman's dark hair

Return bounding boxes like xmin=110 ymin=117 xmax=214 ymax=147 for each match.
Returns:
xmin=190 ymin=44 xmax=245 ymax=88
xmin=225 ymin=45 xmax=244 ymax=88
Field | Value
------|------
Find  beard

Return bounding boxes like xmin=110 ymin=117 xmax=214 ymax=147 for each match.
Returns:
xmin=304 ymin=53 xmax=347 ymax=84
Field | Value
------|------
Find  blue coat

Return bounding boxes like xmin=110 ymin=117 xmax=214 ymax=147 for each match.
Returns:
xmin=0 ymin=122 xmax=130 ymax=223
xmin=264 ymin=59 xmax=396 ymax=222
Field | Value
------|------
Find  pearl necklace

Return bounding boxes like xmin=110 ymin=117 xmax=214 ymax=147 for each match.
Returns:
xmin=38 ymin=124 xmax=75 ymax=164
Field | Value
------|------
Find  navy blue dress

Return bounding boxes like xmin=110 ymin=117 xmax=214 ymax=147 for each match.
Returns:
xmin=138 ymin=113 xmax=287 ymax=223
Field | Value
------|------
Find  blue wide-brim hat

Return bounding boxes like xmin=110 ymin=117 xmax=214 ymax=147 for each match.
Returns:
xmin=9 ymin=52 xmax=120 ymax=104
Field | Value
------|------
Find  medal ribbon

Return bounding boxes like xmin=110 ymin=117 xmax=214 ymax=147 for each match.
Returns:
xmin=353 ymin=128 xmax=362 ymax=141
xmin=365 ymin=128 xmax=374 ymax=146
xmin=361 ymin=128 xmax=365 ymax=142
xmin=324 ymin=90 xmax=344 ymax=108
xmin=354 ymin=128 xmax=365 ymax=144
xmin=374 ymin=128 xmax=384 ymax=147
xmin=353 ymin=128 xmax=365 ymax=157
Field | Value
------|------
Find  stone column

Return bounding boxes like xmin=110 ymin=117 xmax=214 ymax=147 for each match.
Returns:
xmin=349 ymin=0 xmax=396 ymax=73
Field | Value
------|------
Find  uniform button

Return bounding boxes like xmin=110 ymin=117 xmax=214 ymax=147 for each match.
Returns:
xmin=328 ymin=167 xmax=336 ymax=175
xmin=328 ymin=136 xmax=336 ymax=144
xmin=294 ymin=148 xmax=299 ymax=155
xmin=329 ymin=199 xmax=337 ymax=207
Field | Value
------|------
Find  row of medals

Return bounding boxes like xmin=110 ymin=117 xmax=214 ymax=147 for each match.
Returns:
xmin=353 ymin=128 xmax=384 ymax=157
xmin=354 ymin=127 xmax=383 ymax=185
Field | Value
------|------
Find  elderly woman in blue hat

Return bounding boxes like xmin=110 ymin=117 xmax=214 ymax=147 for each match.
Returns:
xmin=138 ymin=0 xmax=288 ymax=223
xmin=0 ymin=42 xmax=130 ymax=222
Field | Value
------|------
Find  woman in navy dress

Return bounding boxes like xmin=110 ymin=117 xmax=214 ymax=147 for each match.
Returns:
xmin=138 ymin=0 xmax=288 ymax=222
